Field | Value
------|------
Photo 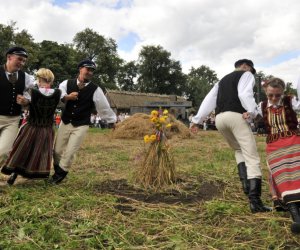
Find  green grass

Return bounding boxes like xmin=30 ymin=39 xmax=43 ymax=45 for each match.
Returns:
xmin=1 ymin=129 xmax=300 ymax=249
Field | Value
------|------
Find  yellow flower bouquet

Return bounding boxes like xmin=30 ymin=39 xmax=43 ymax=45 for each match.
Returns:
xmin=137 ymin=109 xmax=175 ymax=189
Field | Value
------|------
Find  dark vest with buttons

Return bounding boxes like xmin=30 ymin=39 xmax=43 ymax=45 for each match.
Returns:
xmin=215 ymin=71 xmax=247 ymax=115
xmin=61 ymin=79 xmax=97 ymax=126
xmin=0 ymin=66 xmax=25 ymax=116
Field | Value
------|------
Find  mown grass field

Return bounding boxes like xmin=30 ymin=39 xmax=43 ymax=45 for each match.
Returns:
xmin=1 ymin=128 xmax=300 ymax=249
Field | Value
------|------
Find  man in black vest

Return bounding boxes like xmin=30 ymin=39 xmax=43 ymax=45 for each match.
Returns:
xmin=191 ymin=59 xmax=272 ymax=213
xmin=0 ymin=46 xmax=35 ymax=163
xmin=49 ymin=59 xmax=117 ymax=184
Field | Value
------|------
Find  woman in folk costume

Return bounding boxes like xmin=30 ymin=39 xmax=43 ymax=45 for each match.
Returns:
xmin=244 ymin=77 xmax=300 ymax=233
xmin=1 ymin=68 xmax=61 ymax=185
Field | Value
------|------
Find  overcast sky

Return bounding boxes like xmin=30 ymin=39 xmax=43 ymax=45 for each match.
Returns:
xmin=1 ymin=0 xmax=300 ymax=84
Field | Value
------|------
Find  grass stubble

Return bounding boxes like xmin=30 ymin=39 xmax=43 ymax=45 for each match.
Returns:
xmin=0 ymin=129 xmax=300 ymax=249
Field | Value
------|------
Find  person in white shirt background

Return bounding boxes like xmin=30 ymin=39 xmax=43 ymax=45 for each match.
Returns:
xmin=95 ymin=114 xmax=101 ymax=128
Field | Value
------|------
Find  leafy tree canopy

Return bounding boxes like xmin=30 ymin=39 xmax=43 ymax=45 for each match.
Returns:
xmin=185 ymin=66 xmax=218 ymax=108
xmin=137 ymin=45 xmax=186 ymax=95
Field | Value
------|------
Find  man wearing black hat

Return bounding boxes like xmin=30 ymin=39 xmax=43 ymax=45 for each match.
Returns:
xmin=0 ymin=46 xmax=35 ymax=162
xmin=49 ymin=59 xmax=117 ymax=184
xmin=190 ymin=59 xmax=272 ymax=213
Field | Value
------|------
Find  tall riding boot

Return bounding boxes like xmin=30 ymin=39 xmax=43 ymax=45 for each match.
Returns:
xmin=287 ymin=203 xmax=300 ymax=233
xmin=248 ymin=178 xmax=272 ymax=213
xmin=7 ymin=173 xmax=18 ymax=185
xmin=48 ymin=164 xmax=68 ymax=184
xmin=237 ymin=162 xmax=249 ymax=195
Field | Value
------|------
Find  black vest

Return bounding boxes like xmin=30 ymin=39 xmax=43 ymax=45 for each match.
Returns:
xmin=215 ymin=71 xmax=247 ymax=115
xmin=62 ymin=79 xmax=97 ymax=126
xmin=0 ymin=66 xmax=25 ymax=116
xmin=28 ymin=89 xmax=61 ymax=127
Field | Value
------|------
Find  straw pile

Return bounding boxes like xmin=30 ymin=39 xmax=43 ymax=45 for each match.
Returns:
xmin=137 ymin=139 xmax=175 ymax=190
xmin=111 ymin=113 xmax=192 ymax=140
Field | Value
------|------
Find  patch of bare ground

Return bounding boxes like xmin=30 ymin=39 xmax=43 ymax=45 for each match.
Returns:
xmin=94 ymin=177 xmax=224 ymax=208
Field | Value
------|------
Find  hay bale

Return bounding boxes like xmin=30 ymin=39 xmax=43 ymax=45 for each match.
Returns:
xmin=167 ymin=114 xmax=193 ymax=139
xmin=111 ymin=113 xmax=192 ymax=139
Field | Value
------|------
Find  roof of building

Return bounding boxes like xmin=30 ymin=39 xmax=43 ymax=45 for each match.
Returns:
xmin=106 ymin=89 xmax=191 ymax=109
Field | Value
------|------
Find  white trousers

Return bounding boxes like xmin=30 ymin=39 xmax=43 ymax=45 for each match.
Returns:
xmin=0 ymin=115 xmax=19 ymax=161
xmin=53 ymin=122 xmax=89 ymax=171
xmin=215 ymin=111 xmax=262 ymax=179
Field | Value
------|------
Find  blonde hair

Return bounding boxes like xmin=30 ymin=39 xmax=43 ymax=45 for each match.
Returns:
xmin=36 ymin=68 xmax=55 ymax=84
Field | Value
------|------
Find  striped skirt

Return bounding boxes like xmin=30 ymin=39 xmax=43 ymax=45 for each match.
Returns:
xmin=1 ymin=123 xmax=54 ymax=179
xmin=267 ymin=135 xmax=300 ymax=204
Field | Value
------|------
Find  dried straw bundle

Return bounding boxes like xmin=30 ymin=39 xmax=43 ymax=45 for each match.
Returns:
xmin=138 ymin=138 xmax=175 ymax=189
xmin=136 ymin=109 xmax=176 ymax=189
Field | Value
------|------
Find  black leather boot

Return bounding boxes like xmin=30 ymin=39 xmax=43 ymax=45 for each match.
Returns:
xmin=248 ymin=178 xmax=272 ymax=213
xmin=273 ymin=199 xmax=288 ymax=212
xmin=287 ymin=203 xmax=300 ymax=233
xmin=48 ymin=165 xmax=68 ymax=184
xmin=7 ymin=173 xmax=18 ymax=185
xmin=237 ymin=162 xmax=249 ymax=195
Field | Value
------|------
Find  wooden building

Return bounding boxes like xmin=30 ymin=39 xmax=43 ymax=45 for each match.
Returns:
xmin=106 ymin=90 xmax=192 ymax=119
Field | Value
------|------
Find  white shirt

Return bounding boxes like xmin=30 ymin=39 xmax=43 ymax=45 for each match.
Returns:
xmin=192 ymin=71 xmax=257 ymax=124
xmin=59 ymin=79 xmax=117 ymax=123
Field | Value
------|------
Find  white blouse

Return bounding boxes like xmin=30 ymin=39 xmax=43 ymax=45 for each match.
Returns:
xmin=38 ymin=87 xmax=55 ymax=96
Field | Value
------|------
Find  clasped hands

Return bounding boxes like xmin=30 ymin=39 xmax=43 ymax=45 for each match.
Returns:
xmin=16 ymin=95 xmax=29 ymax=106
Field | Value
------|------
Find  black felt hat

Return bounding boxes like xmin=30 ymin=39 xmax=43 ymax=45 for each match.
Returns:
xmin=234 ymin=59 xmax=256 ymax=74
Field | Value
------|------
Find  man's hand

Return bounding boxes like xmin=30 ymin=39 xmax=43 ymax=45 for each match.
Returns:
xmin=16 ymin=95 xmax=29 ymax=106
xmin=64 ymin=92 xmax=79 ymax=101
xmin=242 ymin=112 xmax=250 ymax=120
xmin=190 ymin=123 xmax=199 ymax=133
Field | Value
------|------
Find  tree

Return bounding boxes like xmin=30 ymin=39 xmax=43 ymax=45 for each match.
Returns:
xmin=254 ymin=71 xmax=274 ymax=102
xmin=33 ymin=40 xmax=80 ymax=87
xmin=185 ymin=66 xmax=218 ymax=108
xmin=137 ymin=45 xmax=186 ymax=95
xmin=0 ymin=22 xmax=39 ymax=73
xmin=73 ymin=28 xmax=122 ymax=90
xmin=0 ymin=22 xmax=15 ymax=64
xmin=117 ymin=61 xmax=138 ymax=91
xmin=14 ymin=29 xmax=39 ymax=73
xmin=285 ymin=82 xmax=297 ymax=96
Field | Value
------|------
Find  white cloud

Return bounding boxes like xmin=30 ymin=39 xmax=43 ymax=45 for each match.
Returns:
xmin=1 ymin=0 xmax=300 ymax=83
